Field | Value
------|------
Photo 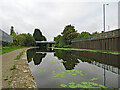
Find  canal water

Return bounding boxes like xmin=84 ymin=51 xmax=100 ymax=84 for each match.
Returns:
xmin=27 ymin=48 xmax=120 ymax=88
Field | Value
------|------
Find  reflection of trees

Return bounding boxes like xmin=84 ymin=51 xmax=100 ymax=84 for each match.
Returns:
xmin=33 ymin=53 xmax=46 ymax=65
xmin=27 ymin=48 xmax=36 ymax=63
xmin=27 ymin=48 xmax=47 ymax=65
xmin=54 ymin=50 xmax=79 ymax=70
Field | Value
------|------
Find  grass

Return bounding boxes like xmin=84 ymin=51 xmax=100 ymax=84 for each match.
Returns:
xmin=4 ymin=78 xmax=8 ymax=81
xmin=8 ymin=80 xmax=12 ymax=83
xmin=53 ymin=47 xmax=120 ymax=55
xmin=2 ymin=46 xmax=26 ymax=54
xmin=10 ymin=75 xmax=13 ymax=78
xmin=15 ymin=51 xmax=24 ymax=60
xmin=10 ymin=65 xmax=16 ymax=70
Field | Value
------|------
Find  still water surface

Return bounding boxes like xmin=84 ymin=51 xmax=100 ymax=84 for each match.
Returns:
xmin=27 ymin=48 xmax=119 ymax=88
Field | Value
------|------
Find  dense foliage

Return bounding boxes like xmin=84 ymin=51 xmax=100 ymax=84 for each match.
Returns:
xmin=33 ymin=28 xmax=47 ymax=41
xmin=54 ymin=24 xmax=99 ymax=48
xmin=8 ymin=26 xmax=47 ymax=47
xmin=10 ymin=26 xmax=36 ymax=46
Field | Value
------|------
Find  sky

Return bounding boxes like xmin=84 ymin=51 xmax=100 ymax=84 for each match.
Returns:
xmin=0 ymin=0 xmax=119 ymax=41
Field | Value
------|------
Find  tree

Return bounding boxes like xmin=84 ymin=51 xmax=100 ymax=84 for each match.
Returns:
xmin=23 ymin=33 xmax=36 ymax=46
xmin=16 ymin=34 xmax=26 ymax=46
xmin=54 ymin=25 xmax=79 ymax=47
xmin=10 ymin=26 xmax=16 ymax=36
xmin=42 ymin=35 xmax=47 ymax=41
xmin=66 ymin=33 xmax=79 ymax=40
xmin=61 ymin=24 xmax=77 ymax=36
xmin=61 ymin=24 xmax=77 ymax=45
xmin=54 ymin=35 xmax=66 ymax=47
xmin=33 ymin=29 xmax=43 ymax=41
xmin=54 ymin=35 xmax=61 ymax=43
xmin=91 ymin=31 xmax=99 ymax=36
xmin=77 ymin=32 xmax=91 ymax=38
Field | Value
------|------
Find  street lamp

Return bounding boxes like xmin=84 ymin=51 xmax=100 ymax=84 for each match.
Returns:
xmin=103 ymin=4 xmax=109 ymax=32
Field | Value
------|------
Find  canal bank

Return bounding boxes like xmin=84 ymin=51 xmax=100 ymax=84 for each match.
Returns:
xmin=2 ymin=48 xmax=37 ymax=88
xmin=53 ymin=48 xmax=120 ymax=55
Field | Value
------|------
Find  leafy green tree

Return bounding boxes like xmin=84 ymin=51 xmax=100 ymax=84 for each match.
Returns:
xmin=42 ymin=35 xmax=47 ymax=41
xmin=54 ymin=35 xmax=61 ymax=41
xmin=16 ymin=34 xmax=26 ymax=46
xmin=54 ymin=35 xmax=66 ymax=47
xmin=22 ymin=33 xmax=36 ymax=46
xmin=66 ymin=33 xmax=79 ymax=40
xmin=61 ymin=24 xmax=77 ymax=45
xmin=54 ymin=35 xmax=62 ymax=47
xmin=57 ymin=36 xmax=66 ymax=48
xmin=33 ymin=29 xmax=43 ymax=41
xmin=91 ymin=31 xmax=99 ymax=36
xmin=10 ymin=26 xmax=16 ymax=36
xmin=61 ymin=24 xmax=77 ymax=36
xmin=54 ymin=25 xmax=80 ymax=47
xmin=77 ymin=32 xmax=91 ymax=38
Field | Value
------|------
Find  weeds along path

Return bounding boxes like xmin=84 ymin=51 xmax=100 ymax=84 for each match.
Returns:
xmin=2 ymin=48 xmax=33 ymax=88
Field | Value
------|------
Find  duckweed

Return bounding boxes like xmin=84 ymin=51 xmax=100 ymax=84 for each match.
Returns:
xmin=50 ymin=62 xmax=56 ymax=64
xmin=53 ymin=73 xmax=66 ymax=78
xmin=90 ymin=77 xmax=99 ymax=81
xmin=60 ymin=81 xmax=107 ymax=88
xmin=36 ymin=70 xmax=46 ymax=73
xmin=65 ymin=70 xmax=87 ymax=76
xmin=50 ymin=71 xmax=66 ymax=78
xmin=60 ymin=84 xmax=67 ymax=87
xmin=58 ymin=68 xmax=62 ymax=70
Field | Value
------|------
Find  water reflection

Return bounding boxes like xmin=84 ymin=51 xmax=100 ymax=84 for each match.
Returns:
xmin=71 ymin=51 xmax=120 ymax=74
xmin=54 ymin=50 xmax=79 ymax=70
xmin=27 ymin=48 xmax=120 ymax=88
xmin=27 ymin=48 xmax=120 ymax=74
xmin=27 ymin=48 xmax=54 ymax=65
xmin=54 ymin=50 xmax=120 ymax=74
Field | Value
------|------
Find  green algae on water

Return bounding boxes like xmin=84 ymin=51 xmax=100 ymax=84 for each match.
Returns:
xmin=50 ymin=70 xmax=56 ymax=73
xmin=65 ymin=70 xmax=87 ymax=76
xmin=50 ymin=71 xmax=66 ymax=78
xmin=58 ymin=68 xmax=62 ymax=70
xmin=50 ymin=62 xmax=56 ymax=64
xmin=36 ymin=70 xmax=46 ymax=73
xmin=53 ymin=73 xmax=66 ymax=78
xmin=69 ymin=82 xmax=76 ymax=85
xmin=60 ymin=84 xmax=67 ymax=87
xmin=90 ymin=77 xmax=99 ymax=81
xmin=60 ymin=81 xmax=107 ymax=88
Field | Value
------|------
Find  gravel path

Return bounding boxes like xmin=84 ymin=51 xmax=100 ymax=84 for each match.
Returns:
xmin=2 ymin=48 xmax=37 ymax=88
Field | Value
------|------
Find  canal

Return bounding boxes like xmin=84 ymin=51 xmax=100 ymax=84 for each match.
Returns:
xmin=27 ymin=48 xmax=119 ymax=88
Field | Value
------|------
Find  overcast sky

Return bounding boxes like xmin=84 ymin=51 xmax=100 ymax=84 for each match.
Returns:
xmin=0 ymin=0 xmax=119 ymax=41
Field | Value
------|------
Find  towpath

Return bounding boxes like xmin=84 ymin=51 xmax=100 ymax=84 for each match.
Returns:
xmin=2 ymin=48 xmax=37 ymax=88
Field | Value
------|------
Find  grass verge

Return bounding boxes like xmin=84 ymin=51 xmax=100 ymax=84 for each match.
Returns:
xmin=10 ymin=65 xmax=16 ymax=70
xmin=1 ymin=46 xmax=26 ymax=54
xmin=15 ymin=51 xmax=24 ymax=60
xmin=53 ymin=48 xmax=120 ymax=55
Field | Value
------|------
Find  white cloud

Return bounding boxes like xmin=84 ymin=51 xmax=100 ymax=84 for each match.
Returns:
xmin=0 ymin=0 xmax=119 ymax=41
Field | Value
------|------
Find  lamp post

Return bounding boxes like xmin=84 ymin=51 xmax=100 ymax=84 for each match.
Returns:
xmin=103 ymin=4 xmax=109 ymax=32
